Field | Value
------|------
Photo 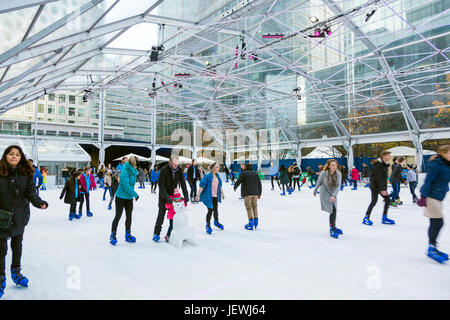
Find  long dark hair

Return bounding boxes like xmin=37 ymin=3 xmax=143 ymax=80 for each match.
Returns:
xmin=0 ymin=145 xmax=34 ymax=177
xmin=323 ymin=159 xmax=339 ymax=188
xmin=67 ymin=170 xmax=82 ymax=192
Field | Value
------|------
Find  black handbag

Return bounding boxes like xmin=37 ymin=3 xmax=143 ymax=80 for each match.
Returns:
xmin=0 ymin=209 xmax=13 ymax=229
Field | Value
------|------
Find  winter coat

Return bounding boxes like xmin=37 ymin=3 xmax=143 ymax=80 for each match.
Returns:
xmin=362 ymin=166 xmax=371 ymax=178
xmin=104 ymin=174 xmax=112 ymax=187
xmin=79 ymin=173 xmax=96 ymax=193
xmin=97 ymin=168 xmax=105 ymax=179
xmin=370 ymin=159 xmax=390 ymax=192
xmin=138 ymin=168 xmax=145 ymax=182
xmin=293 ymin=166 xmax=301 ymax=178
xmin=150 ymin=169 xmax=159 ymax=182
xmin=269 ymin=165 xmax=279 ymax=176
xmin=406 ymin=170 xmax=417 ymax=183
xmin=158 ymin=164 xmax=188 ymax=208
xmin=199 ymin=172 xmax=222 ymax=209
xmin=351 ymin=168 xmax=360 ymax=181
xmin=33 ymin=166 xmax=43 ymax=186
xmin=111 ymin=175 xmax=119 ymax=196
xmin=279 ymin=168 xmax=290 ymax=185
xmin=187 ymin=165 xmax=200 ymax=181
xmin=313 ymin=170 xmax=342 ymax=214
xmin=233 ymin=169 xmax=262 ymax=197
xmin=420 ymin=156 xmax=450 ymax=202
xmin=165 ymin=193 xmax=186 ymax=220
xmin=390 ymin=163 xmax=403 ymax=183
xmin=115 ymin=162 xmax=139 ymax=200
xmin=0 ymin=167 xmax=48 ymax=239
xmin=60 ymin=179 xmax=82 ymax=204
xmin=62 ymin=168 xmax=70 ymax=178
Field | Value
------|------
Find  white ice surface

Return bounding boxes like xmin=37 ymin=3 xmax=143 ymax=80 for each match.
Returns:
xmin=2 ymin=179 xmax=449 ymax=300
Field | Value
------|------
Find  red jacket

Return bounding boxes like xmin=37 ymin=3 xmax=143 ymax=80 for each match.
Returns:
xmin=351 ymin=168 xmax=360 ymax=181
xmin=79 ymin=173 xmax=97 ymax=193
xmin=165 ymin=193 xmax=186 ymax=220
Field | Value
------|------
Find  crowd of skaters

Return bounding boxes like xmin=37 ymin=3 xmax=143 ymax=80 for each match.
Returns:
xmin=0 ymin=144 xmax=448 ymax=299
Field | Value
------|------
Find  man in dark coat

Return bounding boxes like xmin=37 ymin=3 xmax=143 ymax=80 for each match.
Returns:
xmin=152 ymin=155 xmax=189 ymax=242
xmin=362 ymin=162 xmax=371 ymax=187
xmin=187 ymin=159 xmax=200 ymax=203
xmin=233 ymin=164 xmax=262 ymax=230
xmin=390 ymin=156 xmax=405 ymax=206
xmin=363 ymin=150 xmax=395 ymax=225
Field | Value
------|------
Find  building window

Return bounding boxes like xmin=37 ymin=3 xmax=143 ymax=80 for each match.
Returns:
xmin=47 ymin=118 xmax=54 ymax=122
xmin=78 ymin=96 xmax=85 ymax=104
xmin=68 ymin=107 xmax=75 ymax=116
xmin=38 ymin=104 xmax=44 ymax=113
xmin=25 ymin=104 xmax=33 ymax=113
xmin=58 ymin=94 xmax=66 ymax=103
xmin=69 ymin=95 xmax=76 ymax=104
xmin=71 ymin=131 xmax=80 ymax=137
xmin=59 ymin=131 xmax=69 ymax=137
xmin=68 ymin=120 xmax=75 ymax=124
xmin=46 ymin=130 xmax=56 ymax=136
xmin=58 ymin=106 xmax=65 ymax=115
xmin=82 ymin=132 xmax=92 ymax=138
xmin=58 ymin=119 xmax=65 ymax=123
xmin=48 ymin=93 xmax=55 ymax=101
xmin=48 ymin=105 xmax=55 ymax=114
xmin=78 ymin=108 xmax=85 ymax=117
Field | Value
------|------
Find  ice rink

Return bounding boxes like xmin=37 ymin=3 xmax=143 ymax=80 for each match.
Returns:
xmin=2 ymin=178 xmax=449 ymax=300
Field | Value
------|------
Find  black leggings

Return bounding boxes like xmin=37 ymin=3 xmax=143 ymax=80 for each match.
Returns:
xmin=188 ymin=180 xmax=197 ymax=198
xmin=69 ymin=203 xmax=77 ymax=214
xmin=428 ymin=218 xmax=444 ymax=246
xmin=151 ymin=181 xmax=158 ymax=192
xmin=293 ymin=177 xmax=300 ymax=189
xmin=271 ymin=176 xmax=280 ymax=189
xmin=206 ymin=197 xmax=219 ymax=224
xmin=0 ymin=234 xmax=23 ymax=276
xmin=111 ymin=197 xmax=133 ymax=233
xmin=365 ymin=189 xmax=390 ymax=217
xmin=79 ymin=192 xmax=90 ymax=213
xmin=167 ymin=219 xmax=174 ymax=237
xmin=330 ymin=205 xmax=336 ymax=228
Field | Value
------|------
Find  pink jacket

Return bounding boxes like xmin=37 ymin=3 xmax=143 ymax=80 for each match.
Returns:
xmin=79 ymin=173 xmax=97 ymax=193
xmin=351 ymin=168 xmax=360 ymax=181
xmin=165 ymin=193 xmax=186 ymax=220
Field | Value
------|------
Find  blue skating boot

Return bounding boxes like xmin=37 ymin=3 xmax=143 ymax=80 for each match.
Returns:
xmin=206 ymin=223 xmax=212 ymax=234
xmin=382 ymin=215 xmax=395 ymax=224
xmin=340 ymin=185 xmax=344 ymax=191
xmin=244 ymin=219 xmax=254 ymax=230
xmin=287 ymin=188 xmax=293 ymax=195
xmin=329 ymin=227 xmax=339 ymax=238
xmin=334 ymin=227 xmax=343 ymax=235
xmin=280 ymin=191 xmax=286 ymax=196
xmin=427 ymin=245 xmax=447 ymax=264
xmin=11 ymin=268 xmax=28 ymax=287
xmin=103 ymin=197 xmax=106 ymax=201
xmin=76 ymin=211 xmax=82 ymax=219
xmin=110 ymin=232 xmax=117 ymax=246
xmin=254 ymin=217 xmax=259 ymax=229
xmin=86 ymin=211 xmax=93 ymax=217
xmin=107 ymin=203 xmax=112 ymax=210
xmin=0 ymin=276 xmax=5 ymax=298
xmin=125 ymin=231 xmax=136 ymax=243
xmin=351 ymin=187 xmax=357 ymax=190
xmin=152 ymin=234 xmax=160 ymax=242
xmin=69 ymin=212 xmax=75 ymax=221
xmin=214 ymin=220 xmax=224 ymax=230
xmin=362 ymin=216 xmax=373 ymax=226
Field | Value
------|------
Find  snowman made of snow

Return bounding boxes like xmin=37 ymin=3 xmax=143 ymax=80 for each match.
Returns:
xmin=169 ymin=200 xmax=198 ymax=248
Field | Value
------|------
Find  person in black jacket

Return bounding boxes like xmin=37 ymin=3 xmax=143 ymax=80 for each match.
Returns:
xmin=152 ymin=155 xmax=189 ymax=242
xmin=0 ymin=145 xmax=48 ymax=298
xmin=233 ymin=164 xmax=262 ymax=230
xmin=187 ymin=159 xmax=200 ymax=203
xmin=107 ymin=170 xmax=120 ymax=211
xmin=60 ymin=170 xmax=82 ymax=221
xmin=390 ymin=156 xmax=405 ymax=206
xmin=363 ymin=150 xmax=395 ymax=226
xmin=292 ymin=163 xmax=301 ymax=191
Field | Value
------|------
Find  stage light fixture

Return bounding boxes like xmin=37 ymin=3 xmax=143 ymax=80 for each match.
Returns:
xmin=365 ymin=9 xmax=376 ymax=22
xmin=309 ymin=16 xmax=319 ymax=23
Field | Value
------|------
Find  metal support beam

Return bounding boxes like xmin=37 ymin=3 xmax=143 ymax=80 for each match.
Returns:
xmin=0 ymin=0 xmax=58 ymax=14
xmin=151 ymin=97 xmax=157 ymax=169
xmin=98 ymin=90 xmax=106 ymax=165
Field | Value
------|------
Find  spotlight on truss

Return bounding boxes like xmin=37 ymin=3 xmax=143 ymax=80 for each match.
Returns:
xmin=205 ymin=60 xmax=210 ymax=67
xmin=308 ymin=28 xmax=325 ymax=38
xmin=365 ymin=9 xmax=376 ymax=22
xmin=293 ymin=87 xmax=301 ymax=100
xmin=309 ymin=16 xmax=319 ymax=23
xmin=262 ymin=33 xmax=285 ymax=39
xmin=150 ymin=45 xmax=164 ymax=62
xmin=324 ymin=26 xmax=332 ymax=35
xmin=174 ymin=73 xmax=191 ymax=77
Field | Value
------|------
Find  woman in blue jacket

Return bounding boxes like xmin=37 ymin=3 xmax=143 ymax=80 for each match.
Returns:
xmin=110 ymin=156 xmax=139 ymax=245
xmin=196 ymin=162 xmax=225 ymax=234
xmin=417 ymin=145 xmax=450 ymax=263
xmin=150 ymin=165 xmax=159 ymax=194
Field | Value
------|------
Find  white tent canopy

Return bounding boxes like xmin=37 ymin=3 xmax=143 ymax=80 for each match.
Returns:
xmin=113 ymin=153 xmax=150 ymax=162
xmin=387 ymin=146 xmax=436 ymax=156
xmin=195 ymin=156 xmax=214 ymax=164
xmin=154 ymin=155 xmax=170 ymax=162
xmin=304 ymin=146 xmax=342 ymax=159
xmin=178 ymin=156 xmax=192 ymax=164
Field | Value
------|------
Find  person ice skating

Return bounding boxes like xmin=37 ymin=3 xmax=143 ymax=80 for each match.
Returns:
xmin=97 ymin=163 xmax=106 ymax=189
xmin=153 ymin=155 xmax=189 ymax=242
xmin=28 ymin=159 xmax=43 ymax=195
xmin=390 ymin=156 xmax=405 ymax=207
xmin=224 ymin=166 xmax=230 ymax=183
xmin=0 ymin=145 xmax=48 ymax=299
xmin=150 ymin=165 xmax=159 ymax=194
xmin=362 ymin=163 xmax=371 ymax=187
xmin=350 ymin=166 xmax=360 ymax=190
xmin=164 ymin=187 xmax=187 ymax=242
xmin=116 ymin=157 xmax=128 ymax=172
xmin=287 ymin=165 xmax=294 ymax=192
xmin=138 ymin=167 xmax=145 ymax=189
xmin=187 ymin=159 xmax=200 ymax=202
xmin=60 ymin=170 xmax=82 ymax=221
xmin=238 ymin=163 xmax=245 ymax=199
xmin=196 ymin=162 xmax=224 ymax=234
xmin=269 ymin=161 xmax=281 ymax=191
xmin=406 ymin=164 xmax=418 ymax=203
xmin=306 ymin=167 xmax=317 ymax=189
xmin=279 ymin=165 xmax=290 ymax=196
xmin=78 ymin=166 xmax=97 ymax=218
xmin=110 ymin=156 xmax=140 ymax=246
xmin=62 ymin=167 xmax=70 ymax=183
xmin=233 ymin=163 xmax=262 ymax=230
xmin=40 ymin=167 xmax=47 ymax=190
xmin=340 ymin=165 xmax=348 ymax=189
xmin=313 ymin=159 xmax=342 ymax=238
xmin=416 ymin=145 xmax=450 ymax=264
xmin=363 ymin=150 xmax=395 ymax=226
xmin=230 ymin=170 xmax=236 ymax=185
xmin=103 ymin=169 xmax=113 ymax=201
xmin=108 ymin=170 xmax=120 ymax=211
xmin=292 ymin=163 xmax=301 ymax=191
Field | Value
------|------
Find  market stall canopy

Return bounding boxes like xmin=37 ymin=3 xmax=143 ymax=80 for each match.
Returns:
xmin=387 ymin=146 xmax=436 ymax=156
xmin=113 ymin=153 xmax=150 ymax=162
xmin=154 ymin=155 xmax=170 ymax=162
xmin=304 ymin=146 xmax=342 ymax=159
xmin=178 ymin=156 xmax=192 ymax=164
xmin=195 ymin=156 xmax=214 ymax=164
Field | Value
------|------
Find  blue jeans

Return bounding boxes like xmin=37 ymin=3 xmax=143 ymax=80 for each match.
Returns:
xmin=390 ymin=182 xmax=400 ymax=202
xmin=409 ymin=181 xmax=418 ymax=200
xmin=99 ymin=177 xmax=104 ymax=188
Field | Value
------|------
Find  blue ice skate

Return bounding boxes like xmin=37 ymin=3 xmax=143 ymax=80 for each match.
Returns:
xmin=86 ymin=211 xmax=93 ymax=217
xmin=76 ymin=211 xmax=82 ymax=219
xmin=287 ymin=188 xmax=293 ymax=195
xmin=108 ymin=203 xmax=112 ymax=210
xmin=334 ymin=227 xmax=343 ymax=235
xmin=382 ymin=215 xmax=395 ymax=225
xmin=69 ymin=212 xmax=76 ymax=221
xmin=152 ymin=234 xmax=160 ymax=242
xmin=244 ymin=219 xmax=254 ymax=230
xmin=206 ymin=223 xmax=212 ymax=234
xmin=427 ymin=245 xmax=447 ymax=264
xmin=0 ymin=276 xmax=5 ymax=298
xmin=362 ymin=216 xmax=373 ymax=226
xmin=280 ymin=191 xmax=286 ymax=196
xmin=254 ymin=217 xmax=259 ymax=229
xmin=110 ymin=232 xmax=117 ymax=246
xmin=214 ymin=220 xmax=224 ymax=230
xmin=11 ymin=268 xmax=28 ymax=287
xmin=330 ymin=227 xmax=339 ymax=238
xmin=125 ymin=231 xmax=136 ymax=243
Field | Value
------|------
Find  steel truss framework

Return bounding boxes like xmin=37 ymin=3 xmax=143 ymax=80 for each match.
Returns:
xmin=0 ymin=0 xmax=449 ymax=168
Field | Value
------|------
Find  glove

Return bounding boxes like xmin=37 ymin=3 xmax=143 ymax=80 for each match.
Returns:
xmin=166 ymin=197 xmax=173 ymax=204
xmin=417 ymin=197 xmax=427 ymax=207
xmin=135 ymin=195 xmax=139 ymax=201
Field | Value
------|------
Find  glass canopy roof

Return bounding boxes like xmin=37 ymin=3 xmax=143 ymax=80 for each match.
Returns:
xmin=0 ymin=0 xmax=448 ymax=147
